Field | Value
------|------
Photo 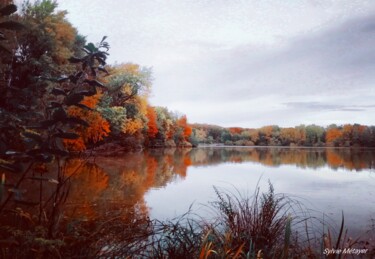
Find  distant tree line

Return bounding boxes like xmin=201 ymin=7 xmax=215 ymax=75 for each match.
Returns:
xmin=191 ymin=124 xmax=375 ymax=147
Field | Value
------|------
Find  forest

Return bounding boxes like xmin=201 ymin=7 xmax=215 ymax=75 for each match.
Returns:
xmin=0 ymin=1 xmax=374 ymax=258
xmin=192 ymin=123 xmax=375 ymax=147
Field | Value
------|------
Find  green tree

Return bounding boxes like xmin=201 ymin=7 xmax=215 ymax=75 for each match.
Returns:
xmin=305 ymin=124 xmax=324 ymax=146
xmin=0 ymin=0 xmax=84 ymax=122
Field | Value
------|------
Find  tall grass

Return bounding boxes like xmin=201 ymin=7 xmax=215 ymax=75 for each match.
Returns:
xmin=1 ymin=181 xmax=373 ymax=258
xmin=140 ymin=182 xmax=313 ymax=258
xmin=142 ymin=182 xmax=374 ymax=258
xmin=197 ymin=182 xmax=304 ymax=258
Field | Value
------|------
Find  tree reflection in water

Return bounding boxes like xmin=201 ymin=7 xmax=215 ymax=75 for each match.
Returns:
xmin=58 ymin=147 xmax=374 ymax=256
xmin=66 ymin=147 xmax=375 ymax=221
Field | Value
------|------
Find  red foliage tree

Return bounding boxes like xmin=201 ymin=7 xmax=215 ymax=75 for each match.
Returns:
xmin=177 ymin=115 xmax=192 ymax=141
xmin=229 ymin=127 xmax=243 ymax=134
xmin=147 ymin=106 xmax=158 ymax=139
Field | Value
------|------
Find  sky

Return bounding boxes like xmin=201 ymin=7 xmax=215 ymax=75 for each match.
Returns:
xmin=53 ymin=0 xmax=375 ymax=128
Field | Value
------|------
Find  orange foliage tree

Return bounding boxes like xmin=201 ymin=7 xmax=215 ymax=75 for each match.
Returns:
xmin=64 ymin=92 xmax=110 ymax=151
xmin=326 ymin=128 xmax=343 ymax=146
xmin=177 ymin=115 xmax=192 ymax=141
xmin=280 ymin=128 xmax=298 ymax=145
xmin=146 ymin=106 xmax=158 ymax=139
xmin=229 ymin=127 xmax=243 ymax=134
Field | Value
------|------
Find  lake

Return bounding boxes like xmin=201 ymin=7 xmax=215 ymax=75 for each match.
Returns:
xmin=65 ymin=147 xmax=375 ymax=238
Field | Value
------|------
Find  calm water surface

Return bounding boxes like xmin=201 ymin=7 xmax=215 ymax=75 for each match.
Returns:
xmin=67 ymin=147 xmax=375 ymax=236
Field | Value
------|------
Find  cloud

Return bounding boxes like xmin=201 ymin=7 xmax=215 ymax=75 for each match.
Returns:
xmin=56 ymin=0 xmax=375 ymax=127
xmin=212 ymin=11 xmax=375 ymax=98
xmin=151 ymin=7 xmax=375 ymax=127
xmin=284 ymin=102 xmax=375 ymax=112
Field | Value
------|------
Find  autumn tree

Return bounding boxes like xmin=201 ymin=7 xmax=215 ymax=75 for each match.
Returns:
xmin=258 ymin=125 xmax=280 ymax=146
xmin=104 ymin=63 xmax=151 ymax=107
xmin=352 ymin=124 xmax=366 ymax=146
xmin=0 ymin=0 xmax=84 ymax=124
xmin=342 ymin=124 xmax=353 ymax=146
xmin=99 ymin=63 xmax=152 ymax=143
xmin=21 ymin=0 xmax=81 ymax=67
xmin=64 ymin=92 xmax=111 ymax=151
xmin=280 ymin=127 xmax=297 ymax=146
xmin=146 ymin=106 xmax=158 ymax=139
xmin=0 ymin=31 xmax=112 ymax=256
xmin=294 ymin=125 xmax=306 ymax=146
xmin=229 ymin=127 xmax=243 ymax=134
xmin=190 ymin=123 xmax=375 ymax=148
xmin=154 ymin=106 xmax=177 ymax=144
xmin=178 ymin=115 xmax=192 ymax=140
xmin=326 ymin=126 xmax=343 ymax=147
xmin=193 ymin=128 xmax=207 ymax=143
xmin=248 ymin=129 xmax=259 ymax=144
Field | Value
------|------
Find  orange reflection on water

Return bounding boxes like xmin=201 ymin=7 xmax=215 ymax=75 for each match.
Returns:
xmin=61 ymin=147 xmax=374 ymax=228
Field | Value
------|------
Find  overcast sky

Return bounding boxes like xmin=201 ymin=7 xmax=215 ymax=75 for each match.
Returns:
xmin=54 ymin=0 xmax=375 ymax=128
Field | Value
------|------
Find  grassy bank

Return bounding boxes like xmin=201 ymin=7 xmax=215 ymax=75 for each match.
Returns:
xmin=61 ymin=184 xmax=375 ymax=258
xmin=139 ymin=183 xmax=374 ymax=258
xmin=1 ymin=182 xmax=374 ymax=258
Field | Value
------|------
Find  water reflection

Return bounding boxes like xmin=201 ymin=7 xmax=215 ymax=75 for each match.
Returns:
xmin=64 ymin=149 xmax=192 ymax=221
xmin=188 ymin=147 xmax=375 ymax=171
xmin=62 ymin=147 xmax=375 ymax=241
xmin=66 ymin=147 xmax=375 ymax=215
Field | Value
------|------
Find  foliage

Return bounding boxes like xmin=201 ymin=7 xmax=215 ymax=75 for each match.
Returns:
xmin=21 ymin=0 xmax=79 ymax=67
xmin=64 ymin=92 xmax=111 ymax=151
xmin=97 ymin=105 xmax=127 ymax=134
xmin=175 ymin=115 xmax=193 ymax=145
xmin=192 ymin=123 xmax=375 ymax=148
xmin=155 ymin=106 xmax=176 ymax=141
xmin=0 ymin=3 xmax=24 ymax=54
xmin=326 ymin=126 xmax=343 ymax=147
xmin=105 ymin=63 xmax=152 ymax=107
xmin=123 ymin=118 xmax=144 ymax=135
xmin=0 ymin=2 xmax=112 ymax=255
xmin=146 ymin=106 xmax=158 ymax=139
xmin=2 ymin=1 xmax=373 ymax=256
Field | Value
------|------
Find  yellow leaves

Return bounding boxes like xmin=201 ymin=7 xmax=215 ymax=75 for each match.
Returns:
xmin=114 ymin=63 xmax=141 ymax=76
xmin=54 ymin=17 xmax=75 ymax=43
xmin=259 ymin=126 xmax=274 ymax=138
xmin=165 ymin=119 xmax=175 ymax=140
xmin=41 ymin=11 xmax=77 ymax=65
xmin=108 ymin=63 xmax=152 ymax=95
xmin=137 ymin=96 xmax=148 ymax=115
xmin=122 ymin=84 xmax=133 ymax=96
xmin=122 ymin=118 xmax=143 ymax=135
xmin=280 ymin=128 xmax=299 ymax=144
